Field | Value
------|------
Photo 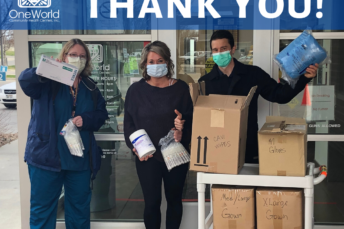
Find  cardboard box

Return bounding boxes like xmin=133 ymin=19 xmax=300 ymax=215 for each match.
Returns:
xmin=36 ymin=55 xmax=78 ymax=86
xmin=256 ymin=188 xmax=303 ymax=229
xmin=189 ymin=83 xmax=257 ymax=174
xmin=258 ymin=116 xmax=307 ymax=177
xmin=212 ymin=185 xmax=255 ymax=229
xmin=189 ymin=81 xmax=206 ymax=106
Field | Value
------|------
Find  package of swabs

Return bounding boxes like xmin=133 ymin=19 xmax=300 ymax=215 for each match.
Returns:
xmin=159 ymin=130 xmax=190 ymax=171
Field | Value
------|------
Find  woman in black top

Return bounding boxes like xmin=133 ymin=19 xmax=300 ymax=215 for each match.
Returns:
xmin=124 ymin=41 xmax=193 ymax=229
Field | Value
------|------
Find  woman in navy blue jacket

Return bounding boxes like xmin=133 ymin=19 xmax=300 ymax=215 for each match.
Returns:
xmin=19 ymin=39 xmax=108 ymax=229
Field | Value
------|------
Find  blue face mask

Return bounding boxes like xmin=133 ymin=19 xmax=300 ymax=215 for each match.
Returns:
xmin=212 ymin=51 xmax=232 ymax=68
xmin=147 ymin=64 xmax=168 ymax=78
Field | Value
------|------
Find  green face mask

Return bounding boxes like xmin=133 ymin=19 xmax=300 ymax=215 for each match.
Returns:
xmin=212 ymin=51 xmax=232 ymax=68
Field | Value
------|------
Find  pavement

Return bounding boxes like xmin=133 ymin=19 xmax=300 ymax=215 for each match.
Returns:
xmin=0 ymin=83 xmax=20 ymax=229
xmin=0 ymin=140 xmax=21 ymax=229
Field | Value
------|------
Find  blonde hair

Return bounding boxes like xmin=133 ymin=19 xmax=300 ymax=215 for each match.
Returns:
xmin=57 ymin=39 xmax=92 ymax=77
xmin=140 ymin=41 xmax=174 ymax=80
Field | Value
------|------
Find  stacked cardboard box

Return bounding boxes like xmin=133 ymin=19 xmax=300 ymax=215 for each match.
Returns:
xmin=189 ymin=82 xmax=307 ymax=228
xmin=256 ymin=188 xmax=303 ymax=229
xmin=258 ymin=116 xmax=307 ymax=177
xmin=212 ymin=185 xmax=255 ymax=229
xmin=212 ymin=186 xmax=304 ymax=229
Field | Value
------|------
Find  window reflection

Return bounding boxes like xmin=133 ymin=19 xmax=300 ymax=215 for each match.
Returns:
xmin=177 ymin=30 xmax=253 ymax=82
xmin=30 ymin=41 xmax=148 ymax=134
xmin=278 ymin=39 xmax=344 ymax=134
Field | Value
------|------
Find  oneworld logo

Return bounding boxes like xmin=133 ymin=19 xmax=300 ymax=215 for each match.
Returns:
xmin=9 ymin=0 xmax=59 ymax=22
xmin=9 ymin=9 xmax=60 ymax=19
xmin=18 ymin=0 xmax=51 ymax=8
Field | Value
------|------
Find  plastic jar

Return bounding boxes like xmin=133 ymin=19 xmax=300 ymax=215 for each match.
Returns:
xmin=129 ymin=129 xmax=156 ymax=159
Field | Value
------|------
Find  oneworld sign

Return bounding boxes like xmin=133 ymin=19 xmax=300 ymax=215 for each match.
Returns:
xmin=89 ymin=0 xmax=325 ymax=19
xmin=1 ymin=0 xmax=344 ymax=30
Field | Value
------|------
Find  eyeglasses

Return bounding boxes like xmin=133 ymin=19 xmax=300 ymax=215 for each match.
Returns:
xmin=66 ymin=53 xmax=87 ymax=60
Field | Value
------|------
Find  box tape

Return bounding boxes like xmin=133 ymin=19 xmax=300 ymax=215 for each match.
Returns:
xmin=277 ymin=171 xmax=287 ymax=176
xmin=228 ymin=220 xmax=236 ymax=229
xmin=273 ymin=191 xmax=283 ymax=229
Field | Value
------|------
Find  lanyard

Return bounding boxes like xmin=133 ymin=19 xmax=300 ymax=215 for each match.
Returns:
xmin=70 ymin=85 xmax=79 ymax=118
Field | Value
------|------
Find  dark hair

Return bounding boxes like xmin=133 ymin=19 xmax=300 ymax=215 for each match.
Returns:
xmin=140 ymin=41 xmax=174 ymax=80
xmin=210 ymin=30 xmax=235 ymax=50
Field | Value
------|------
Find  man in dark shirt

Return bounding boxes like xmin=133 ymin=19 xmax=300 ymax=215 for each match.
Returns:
xmin=199 ymin=30 xmax=318 ymax=163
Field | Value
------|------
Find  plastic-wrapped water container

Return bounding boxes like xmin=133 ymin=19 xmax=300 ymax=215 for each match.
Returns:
xmin=274 ymin=27 xmax=331 ymax=88
xmin=129 ymin=129 xmax=156 ymax=159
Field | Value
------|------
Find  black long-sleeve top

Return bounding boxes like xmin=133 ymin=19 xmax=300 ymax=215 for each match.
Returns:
xmin=124 ymin=79 xmax=193 ymax=162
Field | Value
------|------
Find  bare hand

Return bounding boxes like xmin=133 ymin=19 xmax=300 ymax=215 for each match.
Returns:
xmin=133 ymin=148 xmax=153 ymax=161
xmin=304 ymin=63 xmax=319 ymax=78
xmin=51 ymin=56 xmax=62 ymax=63
xmin=72 ymin=116 xmax=83 ymax=127
xmin=174 ymin=109 xmax=185 ymax=131
xmin=172 ymin=128 xmax=183 ymax=142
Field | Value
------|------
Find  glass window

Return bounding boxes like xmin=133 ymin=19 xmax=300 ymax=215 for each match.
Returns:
xmin=280 ymin=30 xmax=344 ymax=33
xmin=55 ymin=141 xmax=144 ymax=221
xmin=29 ymin=30 xmax=151 ymax=35
xmin=277 ymin=39 xmax=344 ymax=134
xmin=30 ymin=41 xmax=149 ymax=134
xmin=308 ymin=141 xmax=344 ymax=225
xmin=28 ymin=1 xmax=150 ymax=35
xmin=176 ymin=30 xmax=253 ymax=83
xmin=29 ymin=30 xmax=83 ymax=35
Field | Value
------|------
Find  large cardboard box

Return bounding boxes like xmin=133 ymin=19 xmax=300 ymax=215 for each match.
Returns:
xmin=212 ymin=185 xmax=255 ymax=229
xmin=258 ymin=116 xmax=307 ymax=177
xmin=36 ymin=55 xmax=78 ymax=86
xmin=189 ymin=83 xmax=257 ymax=174
xmin=256 ymin=188 xmax=303 ymax=229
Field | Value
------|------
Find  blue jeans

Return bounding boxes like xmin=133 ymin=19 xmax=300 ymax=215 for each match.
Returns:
xmin=28 ymin=164 xmax=91 ymax=229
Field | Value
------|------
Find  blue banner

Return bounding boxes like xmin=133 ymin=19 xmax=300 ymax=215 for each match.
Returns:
xmin=0 ymin=0 xmax=343 ymax=30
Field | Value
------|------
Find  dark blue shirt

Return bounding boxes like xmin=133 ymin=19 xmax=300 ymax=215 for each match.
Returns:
xmin=214 ymin=67 xmax=233 ymax=95
xmin=54 ymin=82 xmax=93 ymax=170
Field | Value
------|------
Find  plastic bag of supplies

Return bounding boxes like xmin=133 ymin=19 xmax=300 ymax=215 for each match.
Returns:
xmin=60 ymin=119 xmax=85 ymax=157
xmin=274 ymin=27 xmax=331 ymax=88
xmin=159 ymin=130 xmax=190 ymax=171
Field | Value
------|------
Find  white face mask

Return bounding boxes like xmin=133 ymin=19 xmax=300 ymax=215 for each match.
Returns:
xmin=147 ymin=64 xmax=168 ymax=78
xmin=67 ymin=56 xmax=86 ymax=74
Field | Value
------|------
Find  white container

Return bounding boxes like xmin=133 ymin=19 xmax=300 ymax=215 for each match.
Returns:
xmin=129 ymin=129 xmax=156 ymax=159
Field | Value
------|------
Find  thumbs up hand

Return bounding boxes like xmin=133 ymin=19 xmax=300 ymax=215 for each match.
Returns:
xmin=174 ymin=109 xmax=185 ymax=131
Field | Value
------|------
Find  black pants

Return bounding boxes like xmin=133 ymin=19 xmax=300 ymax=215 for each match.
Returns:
xmin=136 ymin=157 xmax=189 ymax=229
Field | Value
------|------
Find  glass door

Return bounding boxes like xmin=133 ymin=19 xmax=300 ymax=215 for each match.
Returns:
xmin=29 ymin=40 xmax=150 ymax=222
xmin=274 ymin=34 xmax=344 ymax=226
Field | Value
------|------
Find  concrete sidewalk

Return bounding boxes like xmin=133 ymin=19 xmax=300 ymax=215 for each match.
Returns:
xmin=0 ymin=140 xmax=21 ymax=229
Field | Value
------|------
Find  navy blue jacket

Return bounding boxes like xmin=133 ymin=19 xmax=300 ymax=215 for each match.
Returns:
xmin=19 ymin=68 xmax=108 ymax=179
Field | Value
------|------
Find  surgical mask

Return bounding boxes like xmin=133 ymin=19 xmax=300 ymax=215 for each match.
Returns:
xmin=67 ymin=56 xmax=86 ymax=74
xmin=147 ymin=64 xmax=168 ymax=78
xmin=212 ymin=51 xmax=232 ymax=68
